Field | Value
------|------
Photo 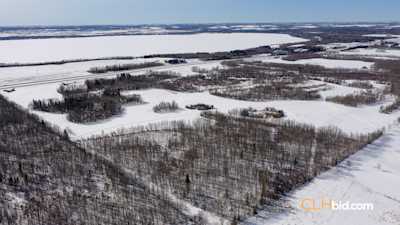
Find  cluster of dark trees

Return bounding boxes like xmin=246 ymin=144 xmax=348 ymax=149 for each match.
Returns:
xmin=374 ymin=59 xmax=400 ymax=113
xmin=230 ymin=107 xmax=285 ymax=119
xmin=326 ymin=91 xmax=383 ymax=107
xmin=88 ymin=61 xmax=163 ymax=74
xmin=57 ymin=83 xmax=88 ymax=96
xmin=238 ymin=60 xmax=380 ymax=82
xmin=80 ymin=112 xmax=382 ymax=223
xmin=347 ymin=81 xmax=374 ymax=89
xmin=211 ymin=83 xmax=321 ymax=101
xmin=85 ymin=71 xmax=179 ymax=91
xmin=32 ymin=89 xmax=143 ymax=123
xmin=0 ymin=94 xmax=195 ymax=225
xmin=159 ymin=74 xmax=241 ymax=92
xmin=153 ymin=101 xmax=180 ymax=113
xmin=144 ymin=45 xmax=274 ymax=61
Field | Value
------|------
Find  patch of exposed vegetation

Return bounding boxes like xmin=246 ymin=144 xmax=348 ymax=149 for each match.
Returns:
xmin=229 ymin=107 xmax=285 ymax=119
xmin=85 ymin=71 xmax=179 ymax=91
xmin=380 ymin=97 xmax=400 ymax=114
xmin=32 ymin=88 xmax=144 ymax=123
xmin=347 ymin=81 xmax=374 ymax=89
xmin=210 ymin=83 xmax=321 ymax=101
xmin=88 ymin=61 xmax=163 ymax=74
xmin=326 ymin=91 xmax=383 ymax=107
xmin=153 ymin=101 xmax=180 ymax=113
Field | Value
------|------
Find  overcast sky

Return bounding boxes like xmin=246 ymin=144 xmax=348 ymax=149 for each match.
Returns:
xmin=1 ymin=0 xmax=399 ymax=26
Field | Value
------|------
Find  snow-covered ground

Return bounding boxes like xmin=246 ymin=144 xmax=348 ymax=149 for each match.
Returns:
xmin=328 ymin=24 xmax=380 ymax=28
xmin=308 ymin=80 xmax=387 ymax=99
xmin=341 ymin=48 xmax=400 ymax=59
xmin=363 ymin=34 xmax=400 ymax=38
xmin=0 ymin=58 xmax=161 ymax=85
xmin=251 ymin=56 xmax=374 ymax=69
xmin=0 ymin=58 xmax=222 ymax=87
xmin=363 ymin=34 xmax=400 ymax=44
xmin=0 ymin=26 xmax=188 ymax=38
xmin=3 ymin=83 xmax=399 ymax=138
xmin=0 ymin=33 xmax=307 ymax=64
xmin=292 ymin=25 xmax=318 ymax=29
xmin=243 ymin=124 xmax=400 ymax=225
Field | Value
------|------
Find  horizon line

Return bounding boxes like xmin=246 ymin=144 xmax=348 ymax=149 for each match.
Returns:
xmin=1 ymin=21 xmax=400 ymax=28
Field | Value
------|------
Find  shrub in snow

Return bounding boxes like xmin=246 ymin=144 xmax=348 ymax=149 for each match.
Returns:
xmin=88 ymin=61 xmax=163 ymax=74
xmin=153 ymin=101 xmax=180 ymax=113
xmin=326 ymin=90 xmax=383 ymax=107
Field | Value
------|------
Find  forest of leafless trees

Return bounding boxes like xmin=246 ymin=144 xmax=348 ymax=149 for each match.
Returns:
xmin=0 ymin=95 xmax=197 ymax=225
xmin=79 ymin=111 xmax=382 ymax=222
xmin=3 ymin=49 xmax=400 ymax=225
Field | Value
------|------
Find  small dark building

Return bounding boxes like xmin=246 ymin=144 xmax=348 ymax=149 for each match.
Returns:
xmin=186 ymin=104 xmax=214 ymax=111
xmin=165 ymin=59 xmax=187 ymax=64
xmin=3 ymin=88 xmax=16 ymax=93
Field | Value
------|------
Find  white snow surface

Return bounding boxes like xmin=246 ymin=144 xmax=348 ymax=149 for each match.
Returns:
xmin=341 ymin=48 xmax=400 ymax=58
xmin=253 ymin=56 xmax=374 ymax=69
xmin=0 ymin=58 xmax=222 ymax=87
xmin=0 ymin=33 xmax=307 ymax=64
xmin=243 ymin=124 xmax=400 ymax=225
xmin=4 ymin=84 xmax=399 ymax=139
xmin=363 ymin=34 xmax=400 ymax=38
xmin=0 ymin=58 xmax=163 ymax=85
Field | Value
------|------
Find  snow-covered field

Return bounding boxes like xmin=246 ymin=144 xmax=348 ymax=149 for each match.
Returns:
xmin=0 ymin=58 xmax=223 ymax=87
xmin=341 ymin=48 xmax=400 ymax=58
xmin=0 ymin=26 xmax=188 ymax=38
xmin=3 ymin=82 xmax=399 ymax=138
xmin=0 ymin=58 xmax=160 ymax=85
xmin=0 ymin=33 xmax=306 ymax=64
xmin=1 ymin=29 xmax=400 ymax=225
xmin=251 ymin=56 xmax=374 ymax=69
xmin=243 ymin=124 xmax=400 ymax=225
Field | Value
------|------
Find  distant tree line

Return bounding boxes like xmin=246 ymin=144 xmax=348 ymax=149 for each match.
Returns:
xmin=85 ymin=71 xmax=179 ymax=91
xmin=88 ymin=61 xmax=163 ymax=74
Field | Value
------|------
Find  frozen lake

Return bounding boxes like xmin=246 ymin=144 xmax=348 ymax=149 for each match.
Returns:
xmin=0 ymin=33 xmax=307 ymax=64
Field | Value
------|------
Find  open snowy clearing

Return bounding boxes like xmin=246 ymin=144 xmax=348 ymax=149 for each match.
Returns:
xmin=0 ymin=58 xmax=223 ymax=87
xmin=243 ymin=124 xmax=400 ymax=225
xmin=0 ymin=58 xmax=162 ymax=85
xmin=251 ymin=56 xmax=374 ymax=69
xmin=0 ymin=26 xmax=189 ymax=38
xmin=0 ymin=33 xmax=307 ymax=64
xmin=363 ymin=34 xmax=400 ymax=38
xmin=3 ymin=83 xmax=399 ymax=139
xmin=341 ymin=48 xmax=400 ymax=58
